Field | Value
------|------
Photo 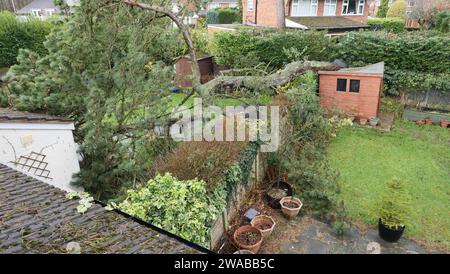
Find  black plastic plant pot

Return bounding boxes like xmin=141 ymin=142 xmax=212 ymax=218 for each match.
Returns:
xmin=378 ymin=219 xmax=405 ymax=243
xmin=265 ymin=181 xmax=294 ymax=209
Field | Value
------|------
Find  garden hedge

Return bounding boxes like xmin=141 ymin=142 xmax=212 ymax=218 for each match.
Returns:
xmin=0 ymin=11 xmax=53 ymax=67
xmin=368 ymin=17 xmax=405 ymax=33
xmin=212 ymin=29 xmax=336 ymax=69
xmin=206 ymin=8 xmax=240 ymax=24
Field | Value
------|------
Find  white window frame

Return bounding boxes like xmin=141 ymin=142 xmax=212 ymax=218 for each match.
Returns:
xmin=291 ymin=0 xmax=318 ymax=17
xmin=247 ymin=0 xmax=254 ymax=11
xmin=324 ymin=0 xmax=337 ymax=16
xmin=342 ymin=0 xmax=365 ymax=16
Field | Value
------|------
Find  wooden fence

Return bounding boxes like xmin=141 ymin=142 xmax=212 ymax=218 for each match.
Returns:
xmin=0 ymin=0 xmax=33 ymax=12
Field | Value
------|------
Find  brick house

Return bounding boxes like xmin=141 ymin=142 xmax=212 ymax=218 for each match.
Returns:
xmin=242 ymin=0 xmax=370 ymax=31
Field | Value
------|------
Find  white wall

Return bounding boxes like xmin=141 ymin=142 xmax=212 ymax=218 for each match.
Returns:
xmin=0 ymin=123 xmax=81 ymax=192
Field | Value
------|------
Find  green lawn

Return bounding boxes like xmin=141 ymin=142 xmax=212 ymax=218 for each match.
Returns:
xmin=328 ymin=121 xmax=450 ymax=248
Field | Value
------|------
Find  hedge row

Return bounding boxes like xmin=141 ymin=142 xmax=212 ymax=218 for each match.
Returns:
xmin=206 ymin=8 xmax=241 ymax=24
xmin=0 ymin=11 xmax=53 ymax=67
xmin=335 ymin=31 xmax=450 ymax=74
xmin=367 ymin=17 xmax=405 ymax=33
xmin=212 ymin=29 xmax=335 ymax=69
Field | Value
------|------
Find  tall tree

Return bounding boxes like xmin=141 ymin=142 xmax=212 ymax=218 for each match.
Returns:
xmin=276 ymin=0 xmax=286 ymax=29
xmin=377 ymin=0 xmax=389 ymax=18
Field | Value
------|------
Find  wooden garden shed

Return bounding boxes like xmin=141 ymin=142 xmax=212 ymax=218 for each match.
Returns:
xmin=174 ymin=55 xmax=215 ymax=88
xmin=318 ymin=62 xmax=384 ymax=119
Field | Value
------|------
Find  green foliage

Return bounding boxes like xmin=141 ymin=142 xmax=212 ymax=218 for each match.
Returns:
xmin=274 ymin=72 xmax=347 ymax=227
xmin=378 ymin=178 xmax=411 ymax=229
xmin=212 ymin=29 xmax=335 ymax=70
xmin=118 ymin=173 xmax=225 ymax=247
xmin=368 ymin=17 xmax=405 ymax=33
xmin=387 ymin=0 xmax=407 ymax=19
xmin=336 ymin=31 xmax=450 ymax=95
xmin=0 ymin=11 xmax=53 ymax=67
xmin=377 ymin=0 xmax=389 ymax=18
xmin=206 ymin=7 xmax=240 ymax=24
xmin=3 ymin=1 xmax=186 ymax=200
xmin=432 ymin=11 xmax=450 ymax=33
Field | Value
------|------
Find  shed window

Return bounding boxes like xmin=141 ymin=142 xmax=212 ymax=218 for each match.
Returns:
xmin=247 ymin=0 xmax=254 ymax=11
xmin=350 ymin=79 xmax=360 ymax=93
xmin=337 ymin=79 xmax=347 ymax=92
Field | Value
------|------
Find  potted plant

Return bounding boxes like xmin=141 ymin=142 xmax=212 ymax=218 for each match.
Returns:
xmin=280 ymin=196 xmax=303 ymax=219
xmin=233 ymin=225 xmax=263 ymax=253
xmin=415 ymin=119 xmax=425 ymax=126
xmin=369 ymin=117 xmax=380 ymax=126
xmin=251 ymin=215 xmax=276 ymax=238
xmin=359 ymin=118 xmax=368 ymax=126
xmin=378 ymin=178 xmax=410 ymax=243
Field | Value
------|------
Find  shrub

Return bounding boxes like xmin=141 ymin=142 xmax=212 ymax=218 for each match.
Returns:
xmin=206 ymin=7 xmax=240 ymax=24
xmin=368 ymin=17 xmax=405 ymax=33
xmin=386 ymin=0 xmax=407 ymax=19
xmin=433 ymin=11 xmax=450 ymax=33
xmin=118 ymin=173 xmax=225 ymax=247
xmin=212 ymin=29 xmax=336 ymax=69
xmin=378 ymin=178 xmax=410 ymax=229
xmin=0 ymin=11 xmax=53 ymax=67
xmin=377 ymin=0 xmax=389 ymax=18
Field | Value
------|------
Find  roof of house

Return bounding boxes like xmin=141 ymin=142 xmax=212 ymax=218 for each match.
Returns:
xmin=0 ymin=163 xmax=206 ymax=254
xmin=0 ymin=108 xmax=73 ymax=123
xmin=16 ymin=0 xmax=58 ymax=14
xmin=286 ymin=16 xmax=369 ymax=30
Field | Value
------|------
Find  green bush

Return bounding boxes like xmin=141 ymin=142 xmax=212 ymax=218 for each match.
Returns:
xmin=206 ymin=8 xmax=240 ymax=24
xmin=433 ymin=11 xmax=450 ymax=33
xmin=212 ymin=29 xmax=336 ymax=69
xmin=0 ymin=11 xmax=53 ymax=67
xmin=386 ymin=0 xmax=407 ymax=19
xmin=368 ymin=17 xmax=405 ymax=33
xmin=118 ymin=173 xmax=225 ymax=247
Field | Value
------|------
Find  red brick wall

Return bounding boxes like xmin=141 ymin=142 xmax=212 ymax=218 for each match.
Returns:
xmin=319 ymin=73 xmax=383 ymax=119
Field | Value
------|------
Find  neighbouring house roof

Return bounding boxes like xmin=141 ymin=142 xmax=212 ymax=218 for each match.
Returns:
xmin=286 ymin=16 xmax=369 ymax=30
xmin=0 ymin=108 xmax=72 ymax=123
xmin=16 ymin=0 xmax=58 ymax=14
xmin=0 ymin=163 xmax=206 ymax=254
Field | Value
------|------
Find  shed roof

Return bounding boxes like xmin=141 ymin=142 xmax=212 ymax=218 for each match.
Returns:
xmin=319 ymin=62 xmax=385 ymax=77
xmin=0 ymin=108 xmax=73 ymax=123
xmin=0 ymin=164 xmax=206 ymax=254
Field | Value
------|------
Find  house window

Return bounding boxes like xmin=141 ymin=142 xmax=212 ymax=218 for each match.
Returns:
xmin=291 ymin=0 xmax=318 ymax=16
xmin=324 ymin=0 xmax=337 ymax=16
xmin=337 ymin=79 xmax=347 ymax=92
xmin=342 ymin=0 xmax=365 ymax=15
xmin=350 ymin=79 xmax=360 ymax=93
xmin=247 ymin=0 xmax=253 ymax=11
xmin=408 ymin=1 xmax=416 ymax=7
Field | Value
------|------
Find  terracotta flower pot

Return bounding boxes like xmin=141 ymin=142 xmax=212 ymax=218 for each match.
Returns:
xmin=440 ymin=121 xmax=450 ymax=128
xmin=280 ymin=196 xmax=303 ymax=219
xmin=424 ymin=118 xmax=433 ymax=125
xmin=251 ymin=215 xmax=276 ymax=238
xmin=359 ymin=118 xmax=368 ymax=126
xmin=415 ymin=120 xmax=425 ymax=125
xmin=233 ymin=225 xmax=263 ymax=254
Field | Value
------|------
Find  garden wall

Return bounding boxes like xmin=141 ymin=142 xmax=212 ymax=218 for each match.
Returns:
xmin=209 ymin=148 xmax=266 ymax=251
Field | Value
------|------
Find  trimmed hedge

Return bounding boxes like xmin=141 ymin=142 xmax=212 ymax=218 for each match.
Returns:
xmin=368 ymin=17 xmax=405 ymax=33
xmin=212 ymin=29 xmax=336 ymax=69
xmin=0 ymin=11 xmax=53 ymax=67
xmin=206 ymin=8 xmax=240 ymax=24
